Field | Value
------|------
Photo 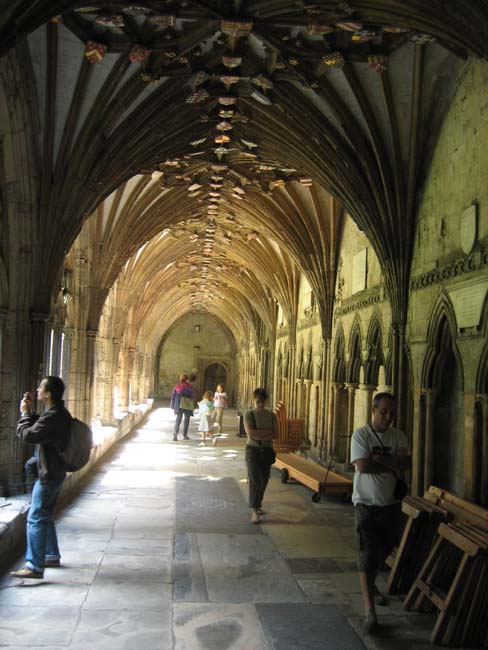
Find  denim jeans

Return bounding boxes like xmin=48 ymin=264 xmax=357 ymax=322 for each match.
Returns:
xmin=174 ymin=409 xmax=192 ymax=437
xmin=25 ymin=478 xmax=64 ymax=572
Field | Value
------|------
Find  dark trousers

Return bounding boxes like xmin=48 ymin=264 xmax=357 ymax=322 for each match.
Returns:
xmin=355 ymin=502 xmax=403 ymax=573
xmin=246 ymin=446 xmax=275 ymax=509
xmin=174 ymin=409 xmax=192 ymax=436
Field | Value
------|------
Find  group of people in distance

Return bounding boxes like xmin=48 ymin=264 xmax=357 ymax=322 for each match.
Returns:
xmin=170 ymin=373 xmax=228 ymax=446
xmin=12 ymin=372 xmax=409 ymax=639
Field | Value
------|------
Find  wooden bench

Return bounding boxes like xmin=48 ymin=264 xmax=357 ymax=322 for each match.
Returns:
xmin=273 ymin=452 xmax=353 ymax=502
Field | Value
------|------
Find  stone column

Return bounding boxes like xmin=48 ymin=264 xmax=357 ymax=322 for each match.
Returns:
xmin=410 ymin=385 xmax=423 ymax=496
xmin=327 ymin=381 xmax=342 ymax=457
xmin=345 ymin=382 xmax=358 ymax=464
xmin=321 ymin=338 xmax=331 ymax=459
xmin=463 ymin=391 xmax=476 ymax=499
xmin=303 ymin=379 xmax=312 ymax=445
xmin=84 ymin=329 xmax=98 ymax=422
xmin=423 ymin=388 xmax=438 ymax=493
xmin=288 ymin=345 xmax=296 ymax=415
xmin=357 ymin=383 xmax=376 ymax=427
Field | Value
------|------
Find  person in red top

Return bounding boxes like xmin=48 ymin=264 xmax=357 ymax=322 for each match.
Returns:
xmin=170 ymin=373 xmax=196 ymax=441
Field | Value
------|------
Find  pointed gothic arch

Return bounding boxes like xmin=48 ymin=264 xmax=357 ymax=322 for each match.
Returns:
xmin=332 ymin=325 xmax=346 ymax=383
xmin=346 ymin=320 xmax=363 ymax=384
xmin=364 ymin=314 xmax=385 ymax=386
xmin=419 ymin=295 xmax=465 ymax=495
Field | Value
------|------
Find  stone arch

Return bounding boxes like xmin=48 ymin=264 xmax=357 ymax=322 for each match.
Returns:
xmin=203 ymin=361 xmax=228 ymax=393
xmin=422 ymin=294 xmax=463 ymax=391
xmin=474 ymin=342 xmax=488 ymax=505
xmin=304 ymin=343 xmax=313 ymax=381
xmin=364 ymin=314 xmax=385 ymax=386
xmin=346 ymin=320 xmax=363 ymax=384
xmin=420 ymin=295 xmax=465 ymax=495
xmin=332 ymin=324 xmax=346 ymax=383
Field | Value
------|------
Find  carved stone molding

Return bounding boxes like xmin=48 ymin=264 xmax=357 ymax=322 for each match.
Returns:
xmin=333 ymin=285 xmax=384 ymax=322
xmin=410 ymin=238 xmax=488 ymax=292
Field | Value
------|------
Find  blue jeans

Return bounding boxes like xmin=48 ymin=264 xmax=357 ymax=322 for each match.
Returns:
xmin=174 ymin=409 xmax=192 ymax=437
xmin=25 ymin=478 xmax=63 ymax=572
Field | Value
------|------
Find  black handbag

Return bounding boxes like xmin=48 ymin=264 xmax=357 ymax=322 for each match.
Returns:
xmin=393 ymin=477 xmax=408 ymax=500
xmin=369 ymin=427 xmax=408 ymax=501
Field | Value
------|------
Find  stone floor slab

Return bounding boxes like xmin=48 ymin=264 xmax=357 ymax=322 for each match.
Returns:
xmin=174 ymin=603 xmax=271 ymax=650
xmin=175 ymin=476 xmax=261 ymax=535
xmin=71 ymin=608 xmax=172 ymax=650
xmin=97 ymin=553 xmax=172 ymax=583
xmin=83 ymin=577 xmax=172 ymax=610
xmin=262 ymin=523 xmax=356 ymax=559
xmin=256 ymin=603 xmax=366 ymax=650
xmin=197 ymin=533 xmax=305 ymax=603
xmin=0 ymin=606 xmax=80 ymax=646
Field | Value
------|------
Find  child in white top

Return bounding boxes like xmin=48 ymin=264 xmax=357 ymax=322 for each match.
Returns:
xmin=213 ymin=383 xmax=228 ymax=435
xmin=198 ymin=391 xmax=215 ymax=446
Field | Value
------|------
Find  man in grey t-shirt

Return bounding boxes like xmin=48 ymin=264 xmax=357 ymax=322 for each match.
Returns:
xmin=350 ymin=392 xmax=410 ymax=634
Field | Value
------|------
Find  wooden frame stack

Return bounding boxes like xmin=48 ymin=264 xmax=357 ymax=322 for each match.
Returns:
xmin=386 ymin=495 xmax=451 ymax=595
xmin=273 ymin=401 xmax=304 ymax=452
xmin=404 ymin=521 xmax=488 ymax=646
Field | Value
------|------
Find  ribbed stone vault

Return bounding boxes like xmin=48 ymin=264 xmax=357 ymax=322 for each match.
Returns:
xmin=1 ymin=0 xmax=488 ymax=391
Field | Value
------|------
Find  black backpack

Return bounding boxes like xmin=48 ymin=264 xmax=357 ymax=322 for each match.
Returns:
xmin=58 ymin=417 xmax=93 ymax=472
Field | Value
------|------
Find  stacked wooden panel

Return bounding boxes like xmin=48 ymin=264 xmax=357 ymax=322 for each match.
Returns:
xmin=404 ymin=521 xmax=488 ymax=646
xmin=273 ymin=401 xmax=304 ymax=452
xmin=386 ymin=496 xmax=451 ymax=595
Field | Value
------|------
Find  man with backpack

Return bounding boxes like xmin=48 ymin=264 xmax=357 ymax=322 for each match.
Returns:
xmin=11 ymin=376 xmax=72 ymax=579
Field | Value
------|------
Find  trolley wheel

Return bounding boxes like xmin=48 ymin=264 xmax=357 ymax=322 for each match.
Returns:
xmin=312 ymin=492 xmax=322 ymax=503
xmin=280 ymin=468 xmax=289 ymax=484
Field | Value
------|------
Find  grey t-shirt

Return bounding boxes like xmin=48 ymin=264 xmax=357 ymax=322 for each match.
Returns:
xmin=244 ymin=409 xmax=277 ymax=448
xmin=350 ymin=425 xmax=409 ymax=506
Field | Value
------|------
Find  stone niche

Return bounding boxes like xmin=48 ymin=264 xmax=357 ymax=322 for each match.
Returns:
xmin=159 ymin=313 xmax=235 ymax=399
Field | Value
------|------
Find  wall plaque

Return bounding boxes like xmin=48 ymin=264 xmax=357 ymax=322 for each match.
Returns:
xmin=447 ymin=276 xmax=488 ymax=329
xmin=461 ymin=204 xmax=477 ymax=256
xmin=352 ymin=248 xmax=367 ymax=294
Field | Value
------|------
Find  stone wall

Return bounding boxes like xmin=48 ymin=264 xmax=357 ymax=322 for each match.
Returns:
xmin=408 ymin=57 xmax=488 ymax=499
xmin=158 ymin=313 xmax=236 ymax=402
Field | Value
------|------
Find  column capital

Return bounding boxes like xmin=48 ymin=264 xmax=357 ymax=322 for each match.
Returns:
xmin=359 ymin=383 xmax=377 ymax=392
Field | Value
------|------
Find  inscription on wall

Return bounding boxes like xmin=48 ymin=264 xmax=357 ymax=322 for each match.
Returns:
xmin=446 ymin=277 xmax=488 ymax=329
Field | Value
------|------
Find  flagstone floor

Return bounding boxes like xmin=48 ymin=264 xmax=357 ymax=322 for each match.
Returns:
xmin=0 ymin=406 xmax=445 ymax=649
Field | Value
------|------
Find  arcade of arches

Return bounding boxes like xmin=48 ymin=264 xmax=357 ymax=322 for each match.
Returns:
xmin=0 ymin=1 xmax=487 ymax=506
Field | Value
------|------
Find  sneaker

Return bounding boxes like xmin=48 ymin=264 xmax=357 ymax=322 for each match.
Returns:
xmin=362 ymin=609 xmax=379 ymax=634
xmin=251 ymin=510 xmax=260 ymax=524
xmin=10 ymin=567 xmax=44 ymax=579
xmin=183 ymin=436 xmax=190 ymax=440
xmin=212 ymin=437 xmax=217 ymax=447
xmin=45 ymin=559 xmax=61 ymax=568
xmin=198 ymin=441 xmax=206 ymax=447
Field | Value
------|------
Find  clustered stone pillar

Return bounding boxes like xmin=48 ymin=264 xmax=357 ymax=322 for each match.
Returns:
xmin=422 ymin=388 xmax=438 ymax=492
xmin=345 ymin=382 xmax=358 ymax=464
xmin=327 ymin=381 xmax=342 ymax=457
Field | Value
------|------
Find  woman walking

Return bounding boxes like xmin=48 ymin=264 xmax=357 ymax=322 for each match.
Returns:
xmin=243 ymin=388 xmax=278 ymax=523
xmin=170 ymin=373 xmax=196 ymax=441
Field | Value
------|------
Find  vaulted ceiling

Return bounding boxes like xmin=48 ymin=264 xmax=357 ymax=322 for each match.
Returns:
xmin=1 ymin=1 xmax=487 ymax=345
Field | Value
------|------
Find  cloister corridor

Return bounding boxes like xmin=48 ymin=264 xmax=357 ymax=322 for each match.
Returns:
xmin=1 ymin=407 xmax=438 ymax=650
